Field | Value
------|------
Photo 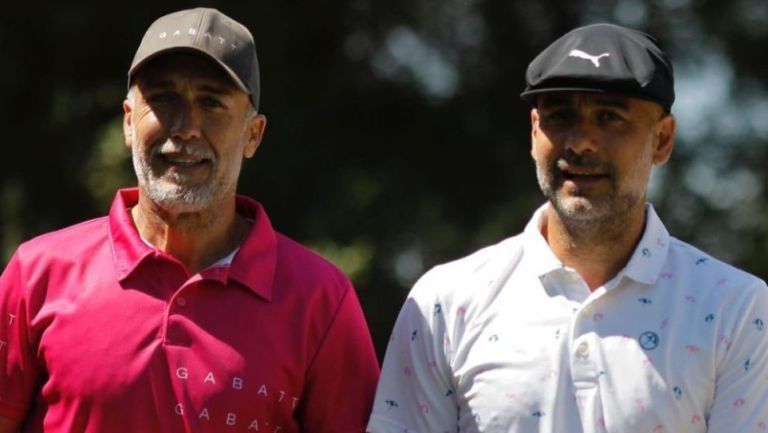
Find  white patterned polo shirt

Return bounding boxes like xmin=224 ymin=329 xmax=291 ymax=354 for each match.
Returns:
xmin=367 ymin=204 xmax=768 ymax=433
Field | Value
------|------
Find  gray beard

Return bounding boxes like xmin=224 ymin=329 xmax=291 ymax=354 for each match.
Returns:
xmin=130 ymin=131 xmax=219 ymax=214
xmin=536 ymin=163 xmax=641 ymax=243
xmin=132 ymin=151 xmax=217 ymax=214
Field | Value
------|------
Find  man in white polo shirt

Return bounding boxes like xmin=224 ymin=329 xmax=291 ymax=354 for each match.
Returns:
xmin=367 ymin=23 xmax=768 ymax=433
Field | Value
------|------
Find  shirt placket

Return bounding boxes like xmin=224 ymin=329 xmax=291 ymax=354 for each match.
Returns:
xmin=159 ymin=264 xmax=230 ymax=347
xmin=164 ymin=280 xmax=197 ymax=347
xmin=567 ymin=274 xmax=605 ymax=432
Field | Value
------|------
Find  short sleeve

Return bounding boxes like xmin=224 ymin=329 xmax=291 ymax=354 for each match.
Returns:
xmin=0 ymin=252 xmax=39 ymax=421
xmin=367 ymin=271 xmax=459 ymax=433
xmin=297 ymin=282 xmax=380 ymax=433
xmin=707 ymin=279 xmax=768 ymax=432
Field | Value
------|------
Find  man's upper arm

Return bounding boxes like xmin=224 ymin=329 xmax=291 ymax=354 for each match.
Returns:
xmin=0 ymin=252 xmax=37 ymax=424
xmin=367 ymin=271 xmax=459 ymax=433
xmin=707 ymin=279 xmax=768 ymax=432
xmin=297 ymin=281 xmax=380 ymax=433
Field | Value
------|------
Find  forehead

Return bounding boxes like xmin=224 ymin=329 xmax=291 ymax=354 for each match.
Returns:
xmin=132 ymin=51 xmax=240 ymax=91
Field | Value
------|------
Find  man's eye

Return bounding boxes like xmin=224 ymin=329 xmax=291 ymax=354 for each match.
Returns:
xmin=597 ymin=111 xmax=624 ymax=122
xmin=544 ymin=109 xmax=576 ymax=123
xmin=146 ymin=93 xmax=176 ymax=104
xmin=201 ymin=97 xmax=225 ymax=108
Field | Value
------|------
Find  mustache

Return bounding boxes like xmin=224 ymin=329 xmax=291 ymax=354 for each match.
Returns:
xmin=555 ymin=154 xmax=612 ymax=174
xmin=151 ymin=141 xmax=215 ymax=160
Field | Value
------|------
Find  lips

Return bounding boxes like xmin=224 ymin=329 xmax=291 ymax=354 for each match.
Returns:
xmin=556 ymin=160 xmax=609 ymax=182
xmin=160 ymin=152 xmax=210 ymax=167
xmin=152 ymin=142 xmax=214 ymax=169
xmin=562 ymin=169 xmax=607 ymax=180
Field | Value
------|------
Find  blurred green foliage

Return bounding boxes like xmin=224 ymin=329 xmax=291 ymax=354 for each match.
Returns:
xmin=1 ymin=0 xmax=766 ymax=357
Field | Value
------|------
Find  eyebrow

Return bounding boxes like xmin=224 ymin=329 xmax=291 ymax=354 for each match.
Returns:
xmin=197 ymin=84 xmax=235 ymax=95
xmin=591 ymin=96 xmax=630 ymax=110
xmin=140 ymin=79 xmax=175 ymax=90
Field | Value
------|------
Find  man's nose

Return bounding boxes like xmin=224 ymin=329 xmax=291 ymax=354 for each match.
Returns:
xmin=563 ymin=118 xmax=599 ymax=155
xmin=169 ymin=101 xmax=202 ymax=140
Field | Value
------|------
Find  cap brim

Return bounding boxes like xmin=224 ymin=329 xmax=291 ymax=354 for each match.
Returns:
xmin=520 ymin=86 xmax=670 ymax=111
xmin=128 ymin=46 xmax=250 ymax=95
xmin=520 ymin=86 xmax=608 ymax=103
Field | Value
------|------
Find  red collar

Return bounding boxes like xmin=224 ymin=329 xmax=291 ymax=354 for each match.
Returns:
xmin=108 ymin=188 xmax=276 ymax=300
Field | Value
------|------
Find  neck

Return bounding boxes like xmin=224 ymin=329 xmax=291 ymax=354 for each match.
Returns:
xmin=542 ymin=203 xmax=647 ymax=291
xmin=131 ymin=194 xmax=249 ymax=275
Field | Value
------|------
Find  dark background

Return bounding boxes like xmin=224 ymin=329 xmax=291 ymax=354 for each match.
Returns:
xmin=1 ymin=0 xmax=766 ymax=358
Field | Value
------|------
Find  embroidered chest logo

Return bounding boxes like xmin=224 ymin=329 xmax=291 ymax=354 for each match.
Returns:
xmin=638 ymin=331 xmax=659 ymax=350
xmin=568 ymin=49 xmax=611 ymax=67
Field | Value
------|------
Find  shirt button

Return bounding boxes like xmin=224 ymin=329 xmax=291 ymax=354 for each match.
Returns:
xmin=577 ymin=342 xmax=589 ymax=358
xmin=176 ymin=297 xmax=187 ymax=307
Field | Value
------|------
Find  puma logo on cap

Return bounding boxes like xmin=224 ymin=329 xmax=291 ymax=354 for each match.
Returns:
xmin=568 ymin=49 xmax=611 ymax=67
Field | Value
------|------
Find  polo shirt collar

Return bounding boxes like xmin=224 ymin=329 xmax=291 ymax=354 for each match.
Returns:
xmin=520 ymin=202 xmax=671 ymax=286
xmin=228 ymin=194 xmax=276 ymax=300
xmin=521 ymin=204 xmax=564 ymax=277
xmin=108 ymin=188 xmax=277 ymax=300
xmin=109 ymin=188 xmax=154 ymax=279
xmin=621 ymin=204 xmax=670 ymax=285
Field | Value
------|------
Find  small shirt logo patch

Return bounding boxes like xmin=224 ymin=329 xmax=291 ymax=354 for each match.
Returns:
xmin=639 ymin=331 xmax=660 ymax=350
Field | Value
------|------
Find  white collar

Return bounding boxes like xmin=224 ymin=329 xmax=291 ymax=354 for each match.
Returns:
xmin=520 ymin=202 xmax=671 ymax=287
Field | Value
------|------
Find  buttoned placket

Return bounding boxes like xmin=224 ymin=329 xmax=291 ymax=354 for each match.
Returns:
xmin=164 ymin=279 xmax=198 ymax=347
xmin=564 ymin=271 xmax=607 ymax=430
xmin=162 ymin=266 xmax=230 ymax=347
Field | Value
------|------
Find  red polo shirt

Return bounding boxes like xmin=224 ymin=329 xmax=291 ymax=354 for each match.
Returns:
xmin=0 ymin=188 xmax=379 ymax=433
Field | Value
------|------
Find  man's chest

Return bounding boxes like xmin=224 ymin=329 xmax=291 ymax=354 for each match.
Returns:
xmin=449 ymin=278 xmax=718 ymax=432
xmin=32 ymin=273 xmax=307 ymax=432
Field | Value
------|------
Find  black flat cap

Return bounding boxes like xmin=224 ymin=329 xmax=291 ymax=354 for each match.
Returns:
xmin=521 ymin=23 xmax=675 ymax=112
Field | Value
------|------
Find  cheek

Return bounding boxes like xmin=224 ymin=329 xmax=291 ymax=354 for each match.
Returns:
xmin=616 ymin=141 xmax=655 ymax=186
xmin=531 ymin=136 xmax=556 ymax=166
xmin=133 ymin=110 xmax=165 ymax=147
xmin=216 ymin=119 xmax=251 ymax=153
xmin=531 ymin=147 xmax=546 ymax=167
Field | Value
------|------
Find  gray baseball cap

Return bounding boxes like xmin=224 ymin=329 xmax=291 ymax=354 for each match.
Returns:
xmin=128 ymin=8 xmax=261 ymax=111
xmin=521 ymin=23 xmax=674 ymax=112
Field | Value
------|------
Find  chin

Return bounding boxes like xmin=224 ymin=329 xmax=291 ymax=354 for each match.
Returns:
xmin=155 ymin=198 xmax=209 ymax=215
xmin=143 ymin=181 xmax=216 ymax=214
xmin=551 ymin=195 xmax=611 ymax=221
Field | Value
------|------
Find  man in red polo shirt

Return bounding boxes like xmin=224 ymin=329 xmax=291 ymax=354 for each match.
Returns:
xmin=0 ymin=8 xmax=379 ymax=433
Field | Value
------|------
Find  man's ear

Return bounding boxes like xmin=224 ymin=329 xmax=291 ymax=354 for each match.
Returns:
xmin=652 ymin=113 xmax=676 ymax=166
xmin=243 ymin=114 xmax=267 ymax=159
xmin=123 ymin=99 xmax=134 ymax=149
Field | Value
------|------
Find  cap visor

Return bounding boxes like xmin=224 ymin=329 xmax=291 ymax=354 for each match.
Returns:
xmin=520 ymin=86 xmax=608 ymax=102
xmin=128 ymin=46 xmax=250 ymax=95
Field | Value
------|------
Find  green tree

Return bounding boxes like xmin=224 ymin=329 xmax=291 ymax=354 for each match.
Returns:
xmin=1 ymin=0 xmax=766 ymax=356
